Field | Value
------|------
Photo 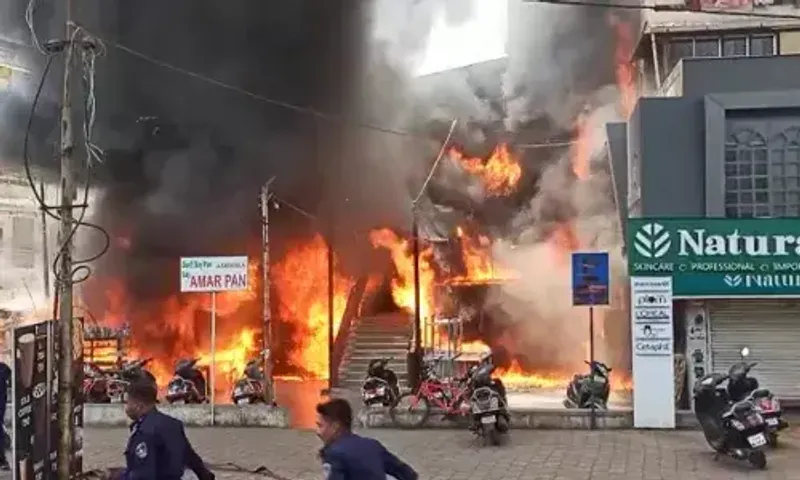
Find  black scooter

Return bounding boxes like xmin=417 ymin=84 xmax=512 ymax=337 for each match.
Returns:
xmin=114 ymin=358 xmax=157 ymax=402
xmin=693 ymin=372 xmax=769 ymax=469
xmin=361 ymin=357 xmax=400 ymax=407
xmin=231 ymin=350 xmax=277 ymax=406
xmin=563 ymin=360 xmax=611 ymax=409
xmin=728 ymin=347 xmax=788 ymax=447
xmin=165 ymin=358 xmax=207 ymax=404
xmin=467 ymin=353 xmax=510 ymax=446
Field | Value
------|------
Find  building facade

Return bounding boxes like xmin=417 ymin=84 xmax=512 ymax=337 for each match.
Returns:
xmin=609 ymin=55 xmax=800 ymax=410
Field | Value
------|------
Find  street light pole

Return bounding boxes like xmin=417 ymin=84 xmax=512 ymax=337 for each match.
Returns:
xmin=260 ymin=177 xmax=276 ymax=404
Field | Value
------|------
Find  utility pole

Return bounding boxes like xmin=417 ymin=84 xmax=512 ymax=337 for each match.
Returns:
xmin=39 ymin=181 xmax=50 ymax=297
xmin=56 ymin=17 xmax=77 ymax=479
xmin=260 ymin=178 xmax=276 ymax=404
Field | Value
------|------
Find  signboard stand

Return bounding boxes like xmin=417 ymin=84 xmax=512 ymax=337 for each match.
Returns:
xmin=210 ymin=292 xmax=217 ymax=424
xmin=571 ymin=252 xmax=610 ymax=431
xmin=180 ymin=256 xmax=249 ymax=426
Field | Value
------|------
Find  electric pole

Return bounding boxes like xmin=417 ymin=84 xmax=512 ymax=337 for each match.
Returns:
xmin=260 ymin=178 xmax=276 ymax=404
xmin=56 ymin=17 xmax=77 ymax=479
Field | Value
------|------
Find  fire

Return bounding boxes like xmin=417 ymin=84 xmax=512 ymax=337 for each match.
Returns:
xmin=369 ymin=228 xmax=435 ymax=320
xmin=449 ymin=143 xmax=522 ymax=196
xmin=610 ymin=15 xmax=636 ymax=118
xmin=91 ymin=261 xmax=261 ymax=399
xmin=571 ymin=113 xmax=592 ymax=181
xmin=272 ymin=234 xmax=353 ymax=379
xmin=449 ymin=227 xmax=516 ymax=284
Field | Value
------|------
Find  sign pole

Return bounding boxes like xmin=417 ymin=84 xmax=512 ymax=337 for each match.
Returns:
xmin=11 ymin=324 xmax=16 ymax=480
xmin=589 ymin=305 xmax=596 ymax=430
xmin=210 ymin=292 xmax=216 ymax=426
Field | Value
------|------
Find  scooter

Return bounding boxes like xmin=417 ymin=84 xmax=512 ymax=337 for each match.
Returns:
xmin=231 ymin=350 xmax=276 ymax=405
xmin=467 ymin=353 xmax=510 ymax=446
xmin=82 ymin=362 xmax=115 ymax=403
xmin=729 ymin=347 xmax=788 ymax=447
xmin=112 ymin=357 xmax=158 ymax=402
xmin=361 ymin=357 xmax=400 ymax=407
xmin=563 ymin=360 xmax=611 ymax=409
xmin=693 ymin=372 xmax=769 ymax=469
xmin=165 ymin=358 xmax=207 ymax=404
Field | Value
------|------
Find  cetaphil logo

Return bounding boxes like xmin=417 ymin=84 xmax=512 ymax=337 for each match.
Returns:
xmin=724 ymin=274 xmax=743 ymax=287
xmin=633 ymin=223 xmax=671 ymax=259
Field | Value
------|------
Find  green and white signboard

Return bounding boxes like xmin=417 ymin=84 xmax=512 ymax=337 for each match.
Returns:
xmin=627 ymin=218 xmax=800 ymax=297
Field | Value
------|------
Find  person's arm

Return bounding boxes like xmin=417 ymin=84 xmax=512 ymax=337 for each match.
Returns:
xmin=122 ymin=433 xmax=159 ymax=480
xmin=320 ymin=449 xmax=348 ymax=480
xmin=179 ymin=424 xmax=215 ymax=480
xmin=379 ymin=443 xmax=418 ymax=480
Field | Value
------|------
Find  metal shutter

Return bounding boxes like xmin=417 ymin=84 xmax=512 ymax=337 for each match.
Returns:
xmin=709 ymin=300 xmax=800 ymax=400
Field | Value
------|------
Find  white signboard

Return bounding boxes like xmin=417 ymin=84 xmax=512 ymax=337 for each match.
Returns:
xmin=180 ymin=256 xmax=249 ymax=293
xmin=630 ymin=276 xmax=675 ymax=429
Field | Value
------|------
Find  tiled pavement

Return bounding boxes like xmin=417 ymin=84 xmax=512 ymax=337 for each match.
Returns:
xmin=83 ymin=426 xmax=800 ymax=479
xmin=5 ymin=427 xmax=800 ymax=479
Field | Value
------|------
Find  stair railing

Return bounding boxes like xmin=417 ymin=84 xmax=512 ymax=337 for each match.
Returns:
xmin=330 ymin=275 xmax=368 ymax=388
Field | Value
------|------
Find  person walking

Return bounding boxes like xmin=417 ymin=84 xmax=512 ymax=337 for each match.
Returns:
xmin=316 ymin=398 xmax=417 ymax=480
xmin=115 ymin=378 xmax=214 ymax=479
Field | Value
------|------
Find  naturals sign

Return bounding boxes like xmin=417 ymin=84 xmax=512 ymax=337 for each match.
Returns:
xmin=627 ymin=218 xmax=800 ymax=297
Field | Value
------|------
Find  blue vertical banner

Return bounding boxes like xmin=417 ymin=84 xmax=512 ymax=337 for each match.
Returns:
xmin=571 ymin=252 xmax=610 ymax=307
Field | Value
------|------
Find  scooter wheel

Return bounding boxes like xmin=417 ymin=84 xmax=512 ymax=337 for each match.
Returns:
xmin=748 ymin=450 xmax=767 ymax=469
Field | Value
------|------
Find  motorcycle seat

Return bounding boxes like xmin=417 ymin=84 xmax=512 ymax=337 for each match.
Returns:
xmin=721 ymin=400 xmax=753 ymax=419
xmin=750 ymin=388 xmax=771 ymax=399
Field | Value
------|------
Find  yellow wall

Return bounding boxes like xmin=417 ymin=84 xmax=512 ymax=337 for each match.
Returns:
xmin=779 ymin=31 xmax=800 ymax=55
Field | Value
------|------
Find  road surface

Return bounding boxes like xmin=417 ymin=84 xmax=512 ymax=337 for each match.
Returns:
xmin=63 ymin=426 xmax=800 ymax=479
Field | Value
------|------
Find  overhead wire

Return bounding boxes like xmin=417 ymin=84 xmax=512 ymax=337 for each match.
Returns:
xmin=25 ymin=0 xmax=46 ymax=54
xmin=23 ymin=27 xmax=112 ymax=292
xmin=74 ymin=26 xmax=579 ymax=150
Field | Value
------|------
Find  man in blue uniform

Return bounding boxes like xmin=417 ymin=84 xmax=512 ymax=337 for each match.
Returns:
xmin=317 ymin=398 xmax=418 ymax=480
xmin=117 ymin=378 xmax=214 ymax=479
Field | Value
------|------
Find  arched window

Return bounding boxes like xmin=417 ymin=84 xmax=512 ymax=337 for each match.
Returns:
xmin=724 ymin=128 xmax=768 ymax=218
xmin=768 ymin=127 xmax=800 ymax=217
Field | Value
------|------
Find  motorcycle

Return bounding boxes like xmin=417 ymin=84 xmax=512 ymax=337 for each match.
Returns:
xmin=467 ymin=353 xmax=510 ymax=446
xmin=728 ymin=347 xmax=788 ymax=447
xmin=231 ymin=350 xmax=275 ymax=405
xmin=693 ymin=372 xmax=769 ymax=469
xmin=165 ymin=358 xmax=207 ymax=404
xmin=563 ymin=360 xmax=611 ymax=409
xmin=82 ymin=362 xmax=117 ymax=403
xmin=361 ymin=357 xmax=400 ymax=407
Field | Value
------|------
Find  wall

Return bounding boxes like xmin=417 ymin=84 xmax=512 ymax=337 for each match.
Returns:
xmin=676 ymin=55 xmax=800 ymax=98
xmin=628 ymin=98 xmax=706 ymax=217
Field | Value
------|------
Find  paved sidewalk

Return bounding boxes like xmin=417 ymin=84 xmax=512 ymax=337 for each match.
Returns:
xmin=77 ymin=427 xmax=800 ymax=480
xmin=3 ymin=427 xmax=799 ymax=479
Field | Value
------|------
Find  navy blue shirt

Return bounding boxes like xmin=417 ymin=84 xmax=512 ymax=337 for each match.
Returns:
xmin=320 ymin=433 xmax=417 ymax=480
xmin=123 ymin=409 xmax=213 ymax=480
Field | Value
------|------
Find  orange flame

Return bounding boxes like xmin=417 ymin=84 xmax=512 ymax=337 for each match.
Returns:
xmin=272 ymin=234 xmax=353 ymax=379
xmin=449 ymin=143 xmax=522 ymax=196
xmin=447 ymin=227 xmax=516 ymax=284
xmin=92 ymin=261 xmax=261 ymax=398
xmin=571 ymin=113 xmax=592 ymax=181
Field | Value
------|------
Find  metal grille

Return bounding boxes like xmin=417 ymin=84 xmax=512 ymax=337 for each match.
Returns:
xmin=725 ymin=127 xmax=800 ymax=218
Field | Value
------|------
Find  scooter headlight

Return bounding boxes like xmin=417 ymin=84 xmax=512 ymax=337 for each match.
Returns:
xmin=730 ymin=419 xmax=745 ymax=431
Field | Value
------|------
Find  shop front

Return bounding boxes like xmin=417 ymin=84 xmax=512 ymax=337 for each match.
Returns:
xmin=627 ymin=218 xmax=800 ymax=407
xmin=628 ymin=217 xmax=800 ymax=412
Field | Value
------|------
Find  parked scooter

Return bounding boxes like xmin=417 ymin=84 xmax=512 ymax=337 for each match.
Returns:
xmin=361 ymin=357 xmax=400 ymax=407
xmin=82 ymin=362 xmax=116 ymax=403
xmin=231 ymin=350 xmax=276 ymax=405
xmin=165 ymin=358 xmax=207 ymax=404
xmin=563 ymin=361 xmax=611 ymax=409
xmin=467 ymin=353 xmax=510 ymax=446
xmin=693 ymin=372 xmax=769 ymax=469
xmin=728 ymin=347 xmax=788 ymax=446
xmin=113 ymin=357 xmax=158 ymax=402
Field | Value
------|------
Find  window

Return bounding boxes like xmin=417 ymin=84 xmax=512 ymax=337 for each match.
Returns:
xmin=723 ymin=37 xmax=747 ymax=56
xmin=750 ymin=35 xmax=775 ymax=56
xmin=724 ymin=129 xmax=770 ymax=218
xmin=665 ymin=33 xmax=776 ymax=75
xmin=11 ymin=216 xmax=35 ymax=269
xmin=695 ymin=38 xmax=720 ymax=57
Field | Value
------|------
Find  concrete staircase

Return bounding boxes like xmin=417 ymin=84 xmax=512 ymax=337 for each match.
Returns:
xmin=338 ymin=312 xmax=412 ymax=392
